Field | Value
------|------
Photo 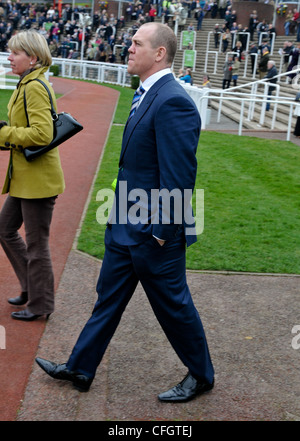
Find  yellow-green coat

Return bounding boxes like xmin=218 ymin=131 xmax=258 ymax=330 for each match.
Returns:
xmin=0 ymin=67 xmax=65 ymax=198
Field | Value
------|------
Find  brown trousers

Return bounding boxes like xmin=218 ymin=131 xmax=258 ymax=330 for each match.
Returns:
xmin=0 ymin=195 xmax=57 ymax=315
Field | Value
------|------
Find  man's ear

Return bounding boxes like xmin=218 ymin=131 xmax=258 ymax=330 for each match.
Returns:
xmin=156 ymin=46 xmax=167 ymax=63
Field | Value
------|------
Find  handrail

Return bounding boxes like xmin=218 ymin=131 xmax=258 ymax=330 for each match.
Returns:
xmin=204 ymin=50 xmax=218 ymax=74
xmin=180 ymin=66 xmax=300 ymax=140
xmin=205 ymin=30 xmax=278 ymax=79
xmin=199 ymin=94 xmax=297 ymax=141
xmin=219 ymin=68 xmax=300 ymax=130
xmin=210 ymin=82 xmax=281 ymax=129
xmin=232 ymin=32 xmax=251 ymax=54
xmin=205 ymin=94 xmax=299 ymax=141
xmin=258 ymin=32 xmax=275 ymax=55
xmin=244 ymin=53 xmax=258 ymax=79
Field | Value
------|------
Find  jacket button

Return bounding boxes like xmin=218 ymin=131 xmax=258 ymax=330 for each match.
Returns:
xmin=5 ymin=142 xmax=10 ymax=147
xmin=11 ymin=144 xmax=16 ymax=148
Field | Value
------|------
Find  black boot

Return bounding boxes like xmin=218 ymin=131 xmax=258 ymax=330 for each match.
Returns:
xmin=8 ymin=291 xmax=28 ymax=306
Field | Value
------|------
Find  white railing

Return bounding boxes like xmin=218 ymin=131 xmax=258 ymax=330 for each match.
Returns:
xmin=204 ymin=49 xmax=258 ymax=80
xmin=210 ymin=84 xmax=282 ymax=130
xmin=51 ymin=57 xmax=131 ymax=86
xmin=204 ymin=50 xmax=218 ymax=74
xmin=258 ymin=32 xmax=276 ymax=55
xmin=0 ymin=54 xmax=16 ymax=89
xmin=205 ymin=30 xmax=279 ymax=80
xmin=203 ymin=94 xmax=296 ymax=141
xmin=0 ymin=53 xmax=53 ymax=88
xmin=177 ymin=81 xmax=210 ymax=127
xmin=0 ymin=52 xmax=131 ymax=88
xmin=231 ymin=32 xmax=251 ymax=54
xmin=180 ymin=67 xmax=300 ymax=141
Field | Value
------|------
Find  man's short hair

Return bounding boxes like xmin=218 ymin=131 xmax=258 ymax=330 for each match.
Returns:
xmin=143 ymin=22 xmax=177 ymax=65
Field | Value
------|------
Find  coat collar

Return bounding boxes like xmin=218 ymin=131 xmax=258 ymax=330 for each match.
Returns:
xmin=8 ymin=67 xmax=49 ymax=122
xmin=120 ymin=73 xmax=174 ymax=165
xmin=17 ymin=66 xmax=49 ymax=87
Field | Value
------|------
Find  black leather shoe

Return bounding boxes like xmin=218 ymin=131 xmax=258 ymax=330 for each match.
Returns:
xmin=8 ymin=291 xmax=28 ymax=306
xmin=11 ymin=309 xmax=51 ymax=321
xmin=35 ymin=357 xmax=93 ymax=392
xmin=158 ymin=373 xmax=214 ymax=403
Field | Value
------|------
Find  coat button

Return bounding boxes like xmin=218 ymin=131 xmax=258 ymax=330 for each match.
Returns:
xmin=5 ymin=142 xmax=10 ymax=147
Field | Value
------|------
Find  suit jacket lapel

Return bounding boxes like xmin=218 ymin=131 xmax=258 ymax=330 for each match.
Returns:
xmin=119 ymin=74 xmax=174 ymax=165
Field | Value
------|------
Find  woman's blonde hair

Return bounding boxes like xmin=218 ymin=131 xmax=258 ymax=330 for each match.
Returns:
xmin=8 ymin=30 xmax=52 ymax=69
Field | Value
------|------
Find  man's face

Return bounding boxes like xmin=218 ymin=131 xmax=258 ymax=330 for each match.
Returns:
xmin=127 ymin=25 xmax=160 ymax=82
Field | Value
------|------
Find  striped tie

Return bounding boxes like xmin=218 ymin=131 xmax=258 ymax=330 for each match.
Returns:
xmin=128 ymin=86 xmax=145 ymax=119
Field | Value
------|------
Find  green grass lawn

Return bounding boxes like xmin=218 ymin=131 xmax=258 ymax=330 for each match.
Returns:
xmin=0 ymin=83 xmax=63 ymax=122
xmin=77 ymin=84 xmax=300 ymax=275
xmin=1 ymin=83 xmax=299 ymax=274
xmin=78 ymin=123 xmax=300 ymax=274
xmin=0 ymin=89 xmax=13 ymax=120
xmin=190 ymin=133 xmax=300 ymax=273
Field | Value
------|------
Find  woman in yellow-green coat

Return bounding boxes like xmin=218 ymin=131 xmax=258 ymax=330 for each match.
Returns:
xmin=0 ymin=30 xmax=65 ymax=321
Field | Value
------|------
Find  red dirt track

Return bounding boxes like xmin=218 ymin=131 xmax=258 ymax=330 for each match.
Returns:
xmin=0 ymin=78 xmax=119 ymax=421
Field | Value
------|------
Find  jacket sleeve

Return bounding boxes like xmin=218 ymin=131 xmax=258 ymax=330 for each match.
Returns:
xmin=151 ymin=93 xmax=200 ymax=240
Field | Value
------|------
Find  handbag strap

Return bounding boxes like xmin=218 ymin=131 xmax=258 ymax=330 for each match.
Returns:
xmin=23 ymin=78 xmax=57 ymax=127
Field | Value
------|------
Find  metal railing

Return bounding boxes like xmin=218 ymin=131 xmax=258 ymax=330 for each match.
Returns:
xmin=204 ymin=49 xmax=258 ymax=80
xmin=258 ymin=32 xmax=276 ymax=55
xmin=0 ymin=53 xmax=131 ymax=88
xmin=212 ymin=79 xmax=282 ymax=130
xmin=204 ymin=94 xmax=296 ymax=141
xmin=180 ymin=67 xmax=300 ymax=141
xmin=205 ymin=30 xmax=279 ymax=80
xmin=52 ymin=57 xmax=131 ymax=86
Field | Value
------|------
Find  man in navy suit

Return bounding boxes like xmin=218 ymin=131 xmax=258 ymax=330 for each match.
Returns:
xmin=36 ymin=22 xmax=215 ymax=402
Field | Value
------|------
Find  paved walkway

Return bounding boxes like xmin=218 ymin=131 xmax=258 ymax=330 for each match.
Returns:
xmin=0 ymin=79 xmax=299 ymax=422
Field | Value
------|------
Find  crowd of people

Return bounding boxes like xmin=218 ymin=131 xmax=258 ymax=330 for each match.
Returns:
xmin=0 ymin=1 xmax=134 ymax=61
xmin=284 ymin=8 xmax=300 ymax=41
xmin=0 ymin=0 xmax=210 ymax=62
xmin=0 ymin=1 xmax=298 ymax=105
xmin=212 ymin=15 xmax=276 ymax=55
xmin=0 ymin=2 xmax=282 ymax=64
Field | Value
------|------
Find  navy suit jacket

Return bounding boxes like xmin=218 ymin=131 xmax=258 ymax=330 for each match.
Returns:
xmin=110 ymin=73 xmax=201 ymax=247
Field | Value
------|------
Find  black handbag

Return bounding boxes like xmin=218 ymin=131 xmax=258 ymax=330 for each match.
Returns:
xmin=23 ymin=78 xmax=83 ymax=161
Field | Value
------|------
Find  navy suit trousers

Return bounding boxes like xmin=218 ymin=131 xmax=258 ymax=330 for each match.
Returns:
xmin=66 ymin=227 xmax=214 ymax=384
